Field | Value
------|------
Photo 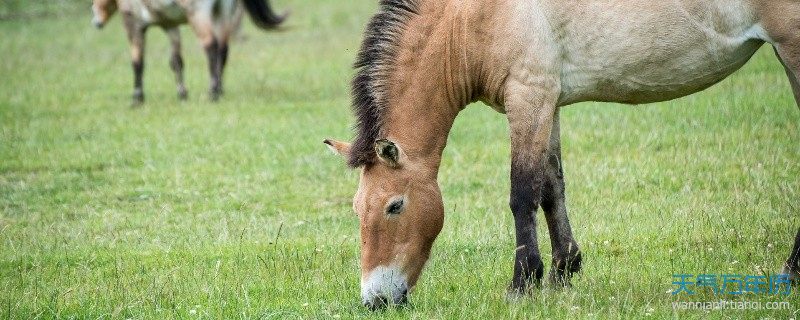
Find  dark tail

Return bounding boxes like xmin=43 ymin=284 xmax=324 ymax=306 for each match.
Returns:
xmin=240 ymin=0 xmax=287 ymax=30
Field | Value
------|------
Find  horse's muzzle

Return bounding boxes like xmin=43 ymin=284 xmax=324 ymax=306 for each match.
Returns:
xmin=362 ymin=287 xmax=408 ymax=310
xmin=360 ymin=264 xmax=410 ymax=310
xmin=91 ymin=18 xmax=104 ymax=29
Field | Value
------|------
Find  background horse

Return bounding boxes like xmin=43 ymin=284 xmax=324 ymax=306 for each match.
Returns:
xmin=91 ymin=0 xmax=286 ymax=104
xmin=325 ymin=0 xmax=800 ymax=310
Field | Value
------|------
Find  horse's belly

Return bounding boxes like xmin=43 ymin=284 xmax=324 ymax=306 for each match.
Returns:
xmin=549 ymin=0 xmax=768 ymax=106
xmin=140 ymin=0 xmax=188 ymax=26
xmin=559 ymin=39 xmax=763 ymax=105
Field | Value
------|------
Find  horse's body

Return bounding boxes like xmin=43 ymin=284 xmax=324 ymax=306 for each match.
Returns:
xmin=91 ymin=0 xmax=285 ymax=104
xmin=325 ymin=0 xmax=800 ymax=310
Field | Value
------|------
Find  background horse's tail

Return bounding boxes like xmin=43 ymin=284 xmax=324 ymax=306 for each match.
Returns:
xmin=240 ymin=0 xmax=287 ymax=30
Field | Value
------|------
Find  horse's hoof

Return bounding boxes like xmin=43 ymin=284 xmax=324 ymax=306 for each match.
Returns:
xmin=547 ymin=271 xmax=572 ymax=288
xmin=178 ymin=89 xmax=188 ymax=101
xmin=507 ymin=278 xmax=539 ymax=297
xmin=505 ymin=289 xmax=524 ymax=302
xmin=209 ymin=89 xmax=222 ymax=102
xmin=131 ymin=91 xmax=144 ymax=107
xmin=131 ymin=98 xmax=144 ymax=107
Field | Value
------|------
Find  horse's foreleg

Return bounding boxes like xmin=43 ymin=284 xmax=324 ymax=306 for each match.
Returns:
xmin=123 ymin=13 xmax=146 ymax=105
xmin=166 ymin=27 xmax=187 ymax=100
xmin=541 ymin=109 xmax=582 ymax=287
xmin=505 ymin=79 xmax=559 ymax=294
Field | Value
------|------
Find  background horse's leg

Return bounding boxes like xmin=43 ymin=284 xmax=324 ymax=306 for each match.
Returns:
xmin=189 ymin=14 xmax=222 ymax=101
xmin=219 ymin=38 xmax=229 ymax=89
xmin=166 ymin=27 xmax=187 ymax=100
xmin=505 ymin=79 xmax=559 ymax=294
xmin=122 ymin=13 xmax=146 ymax=105
xmin=206 ymin=38 xmax=223 ymax=101
xmin=214 ymin=0 xmax=242 ymax=98
xmin=541 ymin=109 xmax=582 ymax=286
xmin=213 ymin=34 xmax=229 ymax=98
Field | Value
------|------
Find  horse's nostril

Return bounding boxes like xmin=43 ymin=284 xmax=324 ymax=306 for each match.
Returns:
xmin=364 ymin=295 xmax=389 ymax=311
xmin=398 ymin=291 xmax=409 ymax=305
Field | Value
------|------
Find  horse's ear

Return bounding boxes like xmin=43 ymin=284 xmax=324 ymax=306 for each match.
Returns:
xmin=323 ymin=139 xmax=351 ymax=158
xmin=374 ymin=139 xmax=404 ymax=167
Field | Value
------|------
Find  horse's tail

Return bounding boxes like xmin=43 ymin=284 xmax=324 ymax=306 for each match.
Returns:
xmin=240 ymin=0 xmax=287 ymax=30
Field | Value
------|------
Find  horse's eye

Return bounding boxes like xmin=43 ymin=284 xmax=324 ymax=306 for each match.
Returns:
xmin=385 ymin=198 xmax=405 ymax=215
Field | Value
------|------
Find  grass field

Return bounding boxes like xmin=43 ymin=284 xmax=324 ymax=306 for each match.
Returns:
xmin=1 ymin=1 xmax=799 ymax=318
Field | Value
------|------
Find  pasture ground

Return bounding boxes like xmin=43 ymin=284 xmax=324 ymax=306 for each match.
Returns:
xmin=1 ymin=1 xmax=798 ymax=318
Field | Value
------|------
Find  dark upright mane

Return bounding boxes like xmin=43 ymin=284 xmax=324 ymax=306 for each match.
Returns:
xmin=349 ymin=0 xmax=420 ymax=168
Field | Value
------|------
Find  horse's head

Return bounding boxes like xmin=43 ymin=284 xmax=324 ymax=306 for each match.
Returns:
xmin=91 ymin=0 xmax=117 ymax=29
xmin=324 ymin=138 xmax=444 ymax=310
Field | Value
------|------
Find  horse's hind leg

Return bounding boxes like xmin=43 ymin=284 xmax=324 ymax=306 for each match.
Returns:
xmin=541 ymin=109 xmax=582 ymax=286
xmin=770 ymin=50 xmax=800 ymax=280
xmin=122 ymin=13 xmax=146 ymax=105
xmin=189 ymin=14 xmax=223 ymax=101
xmin=215 ymin=1 xmax=240 ymax=98
xmin=774 ymin=47 xmax=800 ymax=108
xmin=784 ymin=229 xmax=800 ymax=282
xmin=764 ymin=0 xmax=800 ymax=109
xmin=774 ymin=45 xmax=800 ymax=281
xmin=166 ymin=27 xmax=187 ymax=100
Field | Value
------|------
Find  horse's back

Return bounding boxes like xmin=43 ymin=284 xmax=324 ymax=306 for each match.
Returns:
xmin=537 ymin=0 xmax=769 ymax=105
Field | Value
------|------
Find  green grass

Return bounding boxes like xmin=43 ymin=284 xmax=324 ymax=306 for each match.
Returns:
xmin=1 ymin=1 xmax=799 ymax=318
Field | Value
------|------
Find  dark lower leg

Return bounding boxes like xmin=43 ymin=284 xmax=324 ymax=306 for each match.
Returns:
xmin=509 ymin=148 xmax=544 ymax=293
xmin=132 ymin=59 xmax=144 ymax=104
xmin=204 ymin=39 xmax=222 ymax=101
xmin=542 ymin=181 xmax=582 ymax=287
xmin=167 ymin=28 xmax=186 ymax=100
xmin=218 ymin=42 xmax=228 ymax=96
xmin=170 ymin=53 xmax=186 ymax=100
xmin=124 ymin=14 xmax=145 ymax=106
xmin=509 ymin=169 xmax=545 ymax=293
xmin=541 ymin=115 xmax=582 ymax=286
xmin=220 ymin=42 xmax=229 ymax=70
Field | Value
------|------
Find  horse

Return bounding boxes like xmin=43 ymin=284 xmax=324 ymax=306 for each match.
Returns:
xmin=91 ymin=0 xmax=286 ymax=105
xmin=323 ymin=0 xmax=800 ymax=310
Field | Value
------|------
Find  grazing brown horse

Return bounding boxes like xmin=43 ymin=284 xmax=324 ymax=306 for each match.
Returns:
xmin=324 ymin=0 xmax=800 ymax=310
xmin=91 ymin=0 xmax=286 ymax=104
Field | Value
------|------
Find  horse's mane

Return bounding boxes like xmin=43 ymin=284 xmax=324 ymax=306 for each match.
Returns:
xmin=349 ymin=0 xmax=420 ymax=168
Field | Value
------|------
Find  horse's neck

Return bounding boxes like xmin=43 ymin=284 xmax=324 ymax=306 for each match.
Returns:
xmin=381 ymin=3 xmax=474 ymax=172
xmin=382 ymin=76 xmax=459 ymax=171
